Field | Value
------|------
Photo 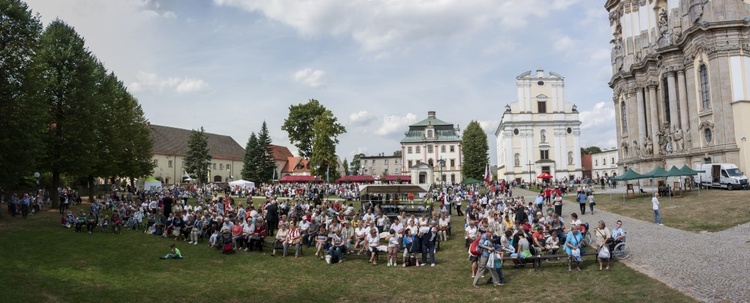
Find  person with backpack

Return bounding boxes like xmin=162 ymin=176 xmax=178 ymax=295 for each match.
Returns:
xmin=472 ymin=230 xmax=501 ymax=288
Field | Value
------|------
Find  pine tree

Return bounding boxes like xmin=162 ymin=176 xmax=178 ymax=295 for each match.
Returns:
xmin=242 ymin=133 xmax=259 ymax=181
xmin=256 ymin=121 xmax=276 ymax=183
xmin=342 ymin=158 xmax=349 ymax=175
xmin=184 ymin=127 xmax=212 ymax=184
xmin=461 ymin=121 xmax=489 ymax=180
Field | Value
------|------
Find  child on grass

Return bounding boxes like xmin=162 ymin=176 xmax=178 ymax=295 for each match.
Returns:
xmin=160 ymin=243 xmax=183 ymax=259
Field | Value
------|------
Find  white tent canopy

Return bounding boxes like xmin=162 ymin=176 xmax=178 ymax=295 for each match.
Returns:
xmin=229 ymin=179 xmax=255 ymax=189
xmin=144 ymin=179 xmax=162 ymax=190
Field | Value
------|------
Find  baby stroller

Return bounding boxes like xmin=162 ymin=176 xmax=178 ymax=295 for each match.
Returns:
xmin=221 ymin=230 xmax=234 ymax=254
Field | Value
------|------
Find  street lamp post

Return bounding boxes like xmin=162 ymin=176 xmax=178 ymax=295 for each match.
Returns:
xmin=526 ymin=161 xmax=533 ymax=188
xmin=438 ymin=158 xmax=445 ymax=187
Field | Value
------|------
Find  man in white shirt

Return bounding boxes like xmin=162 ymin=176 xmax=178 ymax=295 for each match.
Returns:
xmin=652 ymin=193 xmax=662 ymax=225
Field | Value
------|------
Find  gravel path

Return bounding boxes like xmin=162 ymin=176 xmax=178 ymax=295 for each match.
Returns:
xmin=511 ymin=187 xmax=750 ymax=303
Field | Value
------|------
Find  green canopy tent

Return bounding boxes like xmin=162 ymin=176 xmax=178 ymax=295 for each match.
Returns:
xmin=612 ymin=168 xmax=649 ymax=201
xmin=679 ymin=164 xmax=705 ymax=196
xmin=642 ymin=166 xmax=672 ymax=200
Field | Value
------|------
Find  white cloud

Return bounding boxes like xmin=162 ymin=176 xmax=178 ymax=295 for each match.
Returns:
xmin=477 ymin=120 xmax=500 ymax=133
xmin=348 ymin=110 xmax=376 ymax=125
xmin=214 ymin=0 xmax=581 ymax=52
xmin=129 ymin=72 xmax=208 ymax=94
xmin=350 ymin=146 xmax=368 ymax=158
xmin=580 ymin=102 xmax=615 ymax=130
xmin=375 ymin=113 xmax=418 ymax=136
xmin=293 ymin=68 xmax=326 ymax=88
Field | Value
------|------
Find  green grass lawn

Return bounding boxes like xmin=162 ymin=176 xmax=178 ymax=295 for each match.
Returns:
xmin=0 ymin=204 xmax=697 ymax=303
xmin=589 ymin=188 xmax=750 ymax=232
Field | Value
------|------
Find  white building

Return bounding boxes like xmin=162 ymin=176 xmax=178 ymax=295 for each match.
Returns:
xmin=495 ymin=69 xmax=583 ymax=183
xmin=360 ymin=153 xmax=402 ymax=177
xmin=591 ymin=148 xmax=619 ymax=179
xmin=401 ymin=111 xmax=463 ymax=184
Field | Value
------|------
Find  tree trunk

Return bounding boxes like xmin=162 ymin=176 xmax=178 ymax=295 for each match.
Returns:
xmin=88 ymin=175 xmax=95 ymax=203
xmin=51 ymin=170 xmax=60 ymax=208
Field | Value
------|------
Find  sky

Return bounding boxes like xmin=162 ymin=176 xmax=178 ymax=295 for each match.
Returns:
xmin=23 ymin=0 xmax=618 ymax=164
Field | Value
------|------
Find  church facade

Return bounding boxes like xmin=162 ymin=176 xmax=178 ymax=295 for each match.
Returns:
xmin=495 ymin=69 xmax=583 ymax=183
xmin=605 ymin=0 xmax=750 ymax=175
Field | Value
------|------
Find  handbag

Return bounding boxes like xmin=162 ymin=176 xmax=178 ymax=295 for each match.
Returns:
xmin=598 ymin=246 xmax=610 ymax=259
xmin=486 ymin=252 xmax=496 ymax=268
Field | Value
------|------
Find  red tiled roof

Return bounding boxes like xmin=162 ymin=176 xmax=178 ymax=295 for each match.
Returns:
xmin=268 ymin=144 xmax=294 ymax=161
xmin=336 ymin=175 xmax=375 ymax=183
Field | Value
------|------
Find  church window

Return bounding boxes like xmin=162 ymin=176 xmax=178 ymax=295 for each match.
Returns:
xmin=538 ymin=101 xmax=547 ymax=113
xmin=704 ymin=128 xmax=712 ymax=144
xmin=513 ymin=128 xmax=519 ymax=135
xmin=540 ymin=150 xmax=549 ymax=160
xmin=662 ymin=76 xmax=671 ymax=124
xmin=699 ymin=64 xmax=711 ymax=110
xmin=567 ymin=127 xmax=572 ymax=134
xmin=620 ymin=101 xmax=627 ymax=133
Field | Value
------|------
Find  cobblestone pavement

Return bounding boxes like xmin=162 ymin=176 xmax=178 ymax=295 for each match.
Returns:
xmin=511 ymin=187 xmax=750 ymax=303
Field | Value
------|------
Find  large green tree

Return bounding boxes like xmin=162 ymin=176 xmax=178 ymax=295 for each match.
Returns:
xmin=255 ymin=121 xmax=276 ymax=183
xmin=281 ymin=99 xmax=327 ymax=158
xmin=241 ymin=132 xmax=259 ymax=181
xmin=0 ymin=0 xmax=44 ymax=186
xmin=350 ymin=153 xmax=364 ymax=175
xmin=309 ymin=110 xmax=346 ymax=181
xmin=36 ymin=20 xmax=100 ymax=206
xmin=184 ymin=127 xmax=211 ymax=184
xmin=461 ymin=120 xmax=489 ymax=180
xmin=342 ymin=158 xmax=349 ymax=175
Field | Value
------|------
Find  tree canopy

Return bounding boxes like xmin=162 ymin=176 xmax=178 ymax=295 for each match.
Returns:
xmin=184 ymin=127 xmax=211 ymax=184
xmin=581 ymin=146 xmax=603 ymax=155
xmin=281 ymin=99 xmax=327 ymax=158
xmin=309 ymin=110 xmax=346 ymax=181
xmin=350 ymin=153 xmax=364 ymax=175
xmin=461 ymin=121 xmax=489 ymax=181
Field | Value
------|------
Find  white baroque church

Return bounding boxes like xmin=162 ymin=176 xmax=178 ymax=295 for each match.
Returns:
xmin=495 ymin=69 xmax=583 ymax=183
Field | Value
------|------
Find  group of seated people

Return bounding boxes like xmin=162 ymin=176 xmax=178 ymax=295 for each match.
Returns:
xmin=462 ymin=195 xmax=626 ymax=274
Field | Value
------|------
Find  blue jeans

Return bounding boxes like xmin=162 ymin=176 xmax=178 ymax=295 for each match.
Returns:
xmin=654 ymin=209 xmax=662 ymax=224
xmin=486 ymin=267 xmax=505 ymax=284
xmin=329 ymin=246 xmax=343 ymax=261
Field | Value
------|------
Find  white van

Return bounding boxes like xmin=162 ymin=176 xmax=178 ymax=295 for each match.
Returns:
xmin=697 ymin=163 xmax=748 ymax=190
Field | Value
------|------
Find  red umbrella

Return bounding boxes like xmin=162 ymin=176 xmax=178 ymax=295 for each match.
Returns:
xmin=537 ymin=172 xmax=553 ymax=179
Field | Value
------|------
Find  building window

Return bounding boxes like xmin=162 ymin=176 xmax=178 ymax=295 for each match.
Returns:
xmin=595 ymin=160 xmax=598 ymax=166
xmin=395 ymin=159 xmax=400 ymax=164
xmin=538 ymin=101 xmax=547 ymax=113
xmin=451 ymin=174 xmax=456 ymax=183
xmin=620 ymin=101 xmax=627 ymax=133
xmin=416 ymin=146 xmax=421 ymax=153
xmin=513 ymin=128 xmax=519 ymax=135
xmin=450 ymin=145 xmax=455 ymax=152
xmin=153 ymin=159 xmax=158 ymax=166
xmin=603 ymin=159 xmax=606 ymax=165
xmin=450 ymin=159 xmax=455 ymax=168
xmin=384 ymin=159 xmax=389 ymax=165
xmin=407 ymin=147 xmax=412 ymax=154
xmin=699 ymin=64 xmax=711 ymax=110
xmin=395 ymin=168 xmax=400 ymax=174
xmin=428 ymin=158 xmax=434 ymax=166
xmin=363 ymin=160 xmax=367 ymax=165
xmin=540 ymin=150 xmax=549 ymax=160
xmin=441 ymin=145 xmax=446 ymax=153
xmin=168 ymin=160 xmax=173 ymax=168
xmin=662 ymin=76 xmax=671 ymax=124
xmin=704 ymin=128 xmax=712 ymax=144
xmin=427 ymin=130 xmax=433 ymax=137
xmin=611 ymin=158 xmax=614 ymax=164
xmin=427 ymin=145 xmax=433 ymax=153
xmin=227 ymin=164 xmax=231 ymax=170
xmin=408 ymin=160 xmax=413 ymax=168
xmin=384 ymin=169 xmax=389 ymax=175
xmin=220 ymin=163 xmax=224 ymax=170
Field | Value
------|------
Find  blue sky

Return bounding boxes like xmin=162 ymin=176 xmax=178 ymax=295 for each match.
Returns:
xmin=25 ymin=0 xmax=617 ymax=164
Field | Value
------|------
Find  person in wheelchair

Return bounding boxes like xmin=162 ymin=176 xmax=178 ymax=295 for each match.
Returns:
xmin=609 ymin=220 xmax=626 ymax=251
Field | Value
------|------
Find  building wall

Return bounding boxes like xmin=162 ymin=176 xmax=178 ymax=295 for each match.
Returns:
xmin=496 ymin=69 xmax=583 ymax=183
xmin=606 ymin=0 xmax=750 ymax=175
xmin=360 ymin=155 xmax=402 ymax=176
xmin=591 ymin=149 xmax=619 ymax=178
xmin=402 ymin=142 xmax=462 ymax=183
xmin=152 ymin=155 xmax=241 ymax=184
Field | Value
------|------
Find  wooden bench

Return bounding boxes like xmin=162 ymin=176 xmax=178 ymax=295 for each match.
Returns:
xmin=504 ymin=251 xmax=599 ymax=271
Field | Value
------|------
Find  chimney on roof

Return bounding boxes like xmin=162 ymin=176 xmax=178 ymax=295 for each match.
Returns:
xmin=428 ymin=111 xmax=436 ymax=119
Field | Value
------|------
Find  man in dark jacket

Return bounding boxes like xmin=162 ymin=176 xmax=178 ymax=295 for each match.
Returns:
xmin=421 ymin=222 xmax=437 ymax=266
xmin=265 ymin=200 xmax=279 ymax=237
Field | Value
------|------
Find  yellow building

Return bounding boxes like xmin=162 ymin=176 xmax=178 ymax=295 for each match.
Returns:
xmin=150 ymin=124 xmax=244 ymax=184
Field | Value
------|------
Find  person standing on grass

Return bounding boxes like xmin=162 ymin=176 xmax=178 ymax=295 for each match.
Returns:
xmin=587 ymin=193 xmax=596 ymax=214
xmin=159 ymin=243 xmax=183 ymax=259
xmin=577 ymin=191 xmax=587 ymax=215
xmin=472 ymin=230 xmax=500 ymax=288
xmin=652 ymin=193 xmax=662 ymax=225
xmin=20 ymin=193 xmax=31 ymax=219
xmin=553 ymin=194 xmax=563 ymax=217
